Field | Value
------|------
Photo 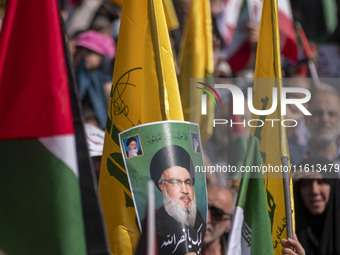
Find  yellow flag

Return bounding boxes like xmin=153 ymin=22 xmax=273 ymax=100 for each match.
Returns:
xmin=98 ymin=0 xmax=183 ymax=254
xmin=178 ymin=0 xmax=214 ymax=143
xmin=250 ymin=0 xmax=293 ymax=253
xmin=108 ymin=0 xmax=179 ymax=31
xmin=162 ymin=0 xmax=180 ymax=31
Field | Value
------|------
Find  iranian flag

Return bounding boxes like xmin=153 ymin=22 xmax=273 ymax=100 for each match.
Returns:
xmin=278 ymin=0 xmax=298 ymax=64
xmin=224 ymin=0 xmax=297 ymax=73
xmin=0 ymin=0 xmax=102 ymax=254
xmin=248 ymin=0 xmax=298 ymax=64
xmin=226 ymin=135 xmax=273 ymax=255
xmin=222 ymin=1 xmax=251 ymax=73
xmin=216 ymin=0 xmax=244 ymax=45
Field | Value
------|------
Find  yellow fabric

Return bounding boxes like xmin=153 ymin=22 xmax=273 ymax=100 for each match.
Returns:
xmin=108 ymin=0 xmax=179 ymax=31
xmin=98 ymin=0 xmax=183 ymax=253
xmin=162 ymin=0 xmax=179 ymax=31
xmin=178 ymin=0 xmax=214 ymax=143
xmin=250 ymin=0 xmax=294 ymax=253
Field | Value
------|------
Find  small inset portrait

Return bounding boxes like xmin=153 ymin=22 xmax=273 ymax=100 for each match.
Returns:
xmin=190 ymin=132 xmax=201 ymax=153
xmin=123 ymin=135 xmax=143 ymax=158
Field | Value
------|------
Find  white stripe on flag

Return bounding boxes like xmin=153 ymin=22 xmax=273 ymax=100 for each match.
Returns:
xmin=278 ymin=0 xmax=293 ymax=19
xmin=226 ymin=206 xmax=251 ymax=255
xmin=39 ymin=135 xmax=78 ymax=177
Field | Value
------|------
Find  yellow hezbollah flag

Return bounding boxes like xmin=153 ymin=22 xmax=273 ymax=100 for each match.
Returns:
xmin=178 ymin=0 xmax=214 ymax=143
xmin=98 ymin=0 xmax=183 ymax=254
xmin=250 ymin=0 xmax=293 ymax=253
xmin=108 ymin=0 xmax=179 ymax=31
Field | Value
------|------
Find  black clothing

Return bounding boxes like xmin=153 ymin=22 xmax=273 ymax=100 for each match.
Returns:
xmin=155 ymin=205 xmax=206 ymax=255
xmin=294 ymin=157 xmax=340 ymax=255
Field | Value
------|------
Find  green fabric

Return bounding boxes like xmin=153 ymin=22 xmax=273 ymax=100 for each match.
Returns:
xmin=234 ymin=135 xmax=248 ymax=178
xmin=322 ymin=0 xmax=337 ymax=35
xmin=0 ymin=139 xmax=86 ymax=255
xmin=237 ymin=134 xmax=274 ymax=254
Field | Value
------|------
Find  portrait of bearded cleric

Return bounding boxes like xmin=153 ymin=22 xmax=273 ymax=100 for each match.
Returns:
xmin=148 ymin=145 xmax=206 ymax=255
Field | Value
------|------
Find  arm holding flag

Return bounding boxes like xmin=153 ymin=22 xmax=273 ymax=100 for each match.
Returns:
xmin=281 ymin=234 xmax=305 ymax=255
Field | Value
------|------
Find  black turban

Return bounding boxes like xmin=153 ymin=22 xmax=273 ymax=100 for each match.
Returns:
xmin=150 ymin=145 xmax=195 ymax=190
xmin=126 ymin=137 xmax=137 ymax=147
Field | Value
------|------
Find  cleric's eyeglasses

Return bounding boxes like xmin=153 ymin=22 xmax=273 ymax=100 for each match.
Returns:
xmin=161 ymin=178 xmax=193 ymax=186
xmin=209 ymin=205 xmax=232 ymax=221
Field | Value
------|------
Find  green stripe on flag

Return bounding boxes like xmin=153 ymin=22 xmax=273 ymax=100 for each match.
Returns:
xmin=227 ymin=134 xmax=274 ymax=255
xmin=0 ymin=139 xmax=86 ymax=255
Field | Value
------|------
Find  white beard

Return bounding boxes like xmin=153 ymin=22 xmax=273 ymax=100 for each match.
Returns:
xmin=128 ymin=148 xmax=138 ymax=157
xmin=163 ymin=189 xmax=197 ymax=228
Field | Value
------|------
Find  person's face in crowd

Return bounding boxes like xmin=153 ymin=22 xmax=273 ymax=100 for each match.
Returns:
xmin=159 ymin=166 xmax=195 ymax=210
xmin=128 ymin=140 xmax=137 ymax=151
xmin=204 ymin=186 xmax=233 ymax=244
xmin=300 ymin=175 xmax=331 ymax=215
xmin=84 ymin=49 xmax=103 ymax=71
xmin=211 ymin=0 xmax=225 ymax=17
xmin=307 ymin=91 xmax=340 ymax=144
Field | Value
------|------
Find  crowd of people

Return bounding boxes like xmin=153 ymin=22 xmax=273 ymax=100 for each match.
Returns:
xmin=63 ymin=0 xmax=339 ymax=254
xmin=2 ymin=0 xmax=338 ymax=254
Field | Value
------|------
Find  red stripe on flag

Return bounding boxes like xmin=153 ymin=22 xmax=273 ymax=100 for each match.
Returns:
xmin=296 ymin=25 xmax=313 ymax=59
xmin=278 ymin=10 xmax=298 ymax=64
xmin=227 ymin=39 xmax=251 ymax=73
xmin=0 ymin=0 xmax=74 ymax=139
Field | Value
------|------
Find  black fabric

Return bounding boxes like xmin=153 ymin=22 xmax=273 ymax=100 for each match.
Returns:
xmin=126 ymin=137 xmax=137 ymax=146
xmin=136 ymin=205 xmax=206 ymax=255
xmin=155 ymin=205 xmax=205 ymax=255
xmin=294 ymin=157 xmax=340 ymax=255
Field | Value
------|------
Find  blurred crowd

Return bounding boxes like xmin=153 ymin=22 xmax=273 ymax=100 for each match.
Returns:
xmin=1 ymin=0 xmax=340 ymax=254
xmin=61 ymin=0 xmax=340 ymax=253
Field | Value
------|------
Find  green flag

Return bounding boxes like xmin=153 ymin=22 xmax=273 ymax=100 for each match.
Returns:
xmin=226 ymin=135 xmax=274 ymax=255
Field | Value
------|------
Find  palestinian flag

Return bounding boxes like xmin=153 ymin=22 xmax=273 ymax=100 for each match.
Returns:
xmin=0 ymin=0 xmax=107 ymax=254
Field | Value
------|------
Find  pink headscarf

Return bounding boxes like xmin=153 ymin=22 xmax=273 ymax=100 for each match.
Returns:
xmin=76 ymin=30 xmax=116 ymax=60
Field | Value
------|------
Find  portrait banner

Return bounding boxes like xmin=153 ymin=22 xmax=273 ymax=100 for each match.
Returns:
xmin=119 ymin=121 xmax=207 ymax=255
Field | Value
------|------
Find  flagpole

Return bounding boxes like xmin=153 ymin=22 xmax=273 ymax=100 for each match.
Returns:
xmin=147 ymin=181 xmax=156 ymax=255
xmin=295 ymin=22 xmax=320 ymax=87
xmin=281 ymin=156 xmax=293 ymax=239
xmin=271 ymin=0 xmax=294 ymax=241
